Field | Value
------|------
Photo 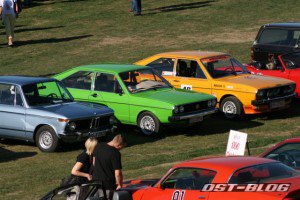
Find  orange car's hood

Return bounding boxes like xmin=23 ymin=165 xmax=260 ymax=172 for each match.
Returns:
xmin=214 ymin=74 xmax=295 ymax=93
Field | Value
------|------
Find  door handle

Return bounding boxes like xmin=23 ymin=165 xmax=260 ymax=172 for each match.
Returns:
xmin=199 ymin=196 xmax=206 ymax=199
xmin=91 ymin=93 xmax=98 ymax=97
xmin=173 ymin=80 xmax=180 ymax=82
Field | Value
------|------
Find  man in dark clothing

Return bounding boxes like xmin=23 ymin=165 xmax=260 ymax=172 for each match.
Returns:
xmin=93 ymin=135 xmax=127 ymax=200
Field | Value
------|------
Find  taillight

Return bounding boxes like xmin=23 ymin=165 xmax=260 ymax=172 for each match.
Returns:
xmin=251 ymin=47 xmax=254 ymax=61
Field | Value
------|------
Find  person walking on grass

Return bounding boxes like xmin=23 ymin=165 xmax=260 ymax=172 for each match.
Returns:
xmin=132 ymin=0 xmax=141 ymax=16
xmin=93 ymin=134 xmax=127 ymax=200
xmin=0 ymin=0 xmax=19 ymax=47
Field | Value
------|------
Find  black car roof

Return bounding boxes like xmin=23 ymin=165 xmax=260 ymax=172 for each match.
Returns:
xmin=264 ymin=22 xmax=300 ymax=28
xmin=0 ymin=76 xmax=56 ymax=86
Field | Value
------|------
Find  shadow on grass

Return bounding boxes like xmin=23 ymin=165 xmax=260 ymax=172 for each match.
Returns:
xmin=23 ymin=0 xmax=90 ymax=8
xmin=0 ymin=26 xmax=64 ymax=35
xmin=0 ymin=145 xmax=37 ymax=163
xmin=0 ymin=34 xmax=93 ymax=47
xmin=143 ymin=0 xmax=215 ymax=15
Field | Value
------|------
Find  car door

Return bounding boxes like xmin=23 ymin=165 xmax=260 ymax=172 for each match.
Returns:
xmin=169 ymin=59 xmax=212 ymax=94
xmin=61 ymin=71 xmax=94 ymax=102
xmin=0 ymin=84 xmax=26 ymax=140
xmin=140 ymin=168 xmax=213 ymax=200
xmin=90 ymin=72 xmax=130 ymax=123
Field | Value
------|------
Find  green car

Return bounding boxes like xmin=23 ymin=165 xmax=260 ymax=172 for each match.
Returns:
xmin=54 ymin=64 xmax=217 ymax=135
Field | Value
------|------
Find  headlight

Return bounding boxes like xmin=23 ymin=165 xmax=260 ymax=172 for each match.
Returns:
xmin=207 ymin=100 xmax=212 ymax=107
xmin=109 ymin=116 xmax=114 ymax=125
xmin=179 ymin=106 xmax=184 ymax=113
xmin=68 ymin=122 xmax=76 ymax=131
xmin=284 ymin=84 xmax=296 ymax=94
xmin=212 ymin=99 xmax=217 ymax=107
xmin=256 ymin=90 xmax=265 ymax=99
xmin=173 ymin=106 xmax=179 ymax=114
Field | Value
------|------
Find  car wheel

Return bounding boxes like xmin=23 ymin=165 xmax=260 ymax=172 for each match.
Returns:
xmin=138 ymin=112 xmax=161 ymax=136
xmin=36 ymin=125 xmax=60 ymax=152
xmin=220 ymin=96 xmax=243 ymax=119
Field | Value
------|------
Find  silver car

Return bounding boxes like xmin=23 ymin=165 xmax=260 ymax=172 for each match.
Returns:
xmin=0 ymin=76 xmax=114 ymax=152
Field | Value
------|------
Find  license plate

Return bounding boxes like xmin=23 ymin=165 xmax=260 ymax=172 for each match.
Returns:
xmin=270 ymin=100 xmax=285 ymax=109
xmin=189 ymin=116 xmax=203 ymax=123
xmin=87 ymin=131 xmax=106 ymax=138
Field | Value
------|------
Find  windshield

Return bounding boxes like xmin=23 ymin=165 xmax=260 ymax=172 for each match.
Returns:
xmin=201 ymin=56 xmax=249 ymax=78
xmin=229 ymin=162 xmax=300 ymax=184
xmin=22 ymin=81 xmax=73 ymax=106
xmin=281 ymin=52 xmax=300 ymax=69
xmin=119 ymin=68 xmax=171 ymax=93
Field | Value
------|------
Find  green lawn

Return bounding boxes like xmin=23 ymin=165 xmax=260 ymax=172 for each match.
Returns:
xmin=0 ymin=0 xmax=300 ymax=199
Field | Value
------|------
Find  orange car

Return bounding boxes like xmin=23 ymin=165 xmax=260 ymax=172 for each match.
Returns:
xmin=123 ymin=157 xmax=300 ymax=200
xmin=136 ymin=51 xmax=296 ymax=119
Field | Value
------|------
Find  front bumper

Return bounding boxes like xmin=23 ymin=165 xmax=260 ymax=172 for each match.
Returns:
xmin=251 ymin=93 xmax=296 ymax=106
xmin=168 ymin=108 xmax=218 ymax=121
xmin=59 ymin=127 xmax=115 ymax=142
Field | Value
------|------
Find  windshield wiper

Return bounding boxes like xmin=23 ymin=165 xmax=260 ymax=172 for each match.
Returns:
xmin=132 ymin=87 xmax=148 ymax=93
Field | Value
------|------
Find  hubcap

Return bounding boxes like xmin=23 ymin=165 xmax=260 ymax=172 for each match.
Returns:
xmin=39 ymin=131 xmax=53 ymax=149
xmin=223 ymin=101 xmax=237 ymax=119
xmin=140 ymin=116 xmax=156 ymax=135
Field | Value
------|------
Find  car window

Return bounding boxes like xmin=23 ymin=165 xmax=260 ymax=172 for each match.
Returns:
xmin=264 ymin=143 xmax=300 ymax=169
xmin=162 ymin=168 xmax=216 ymax=190
xmin=229 ymin=162 xmax=300 ymax=184
xmin=62 ymin=71 xmax=93 ymax=90
xmin=147 ymin=58 xmax=175 ymax=76
xmin=0 ymin=84 xmax=23 ymax=106
xmin=94 ymin=73 xmax=122 ymax=93
xmin=176 ymin=59 xmax=206 ymax=79
xmin=258 ymin=29 xmax=300 ymax=46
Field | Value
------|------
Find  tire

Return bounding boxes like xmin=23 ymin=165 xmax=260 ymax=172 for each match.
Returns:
xmin=220 ymin=96 xmax=243 ymax=119
xmin=138 ymin=112 xmax=161 ymax=136
xmin=35 ymin=125 xmax=60 ymax=152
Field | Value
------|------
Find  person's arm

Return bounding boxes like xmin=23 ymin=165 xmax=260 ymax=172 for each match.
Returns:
xmin=71 ymin=162 xmax=92 ymax=181
xmin=115 ymin=169 xmax=123 ymax=190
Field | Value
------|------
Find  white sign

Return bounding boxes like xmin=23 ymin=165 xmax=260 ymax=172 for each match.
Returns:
xmin=226 ymin=130 xmax=248 ymax=156
xmin=181 ymin=84 xmax=192 ymax=90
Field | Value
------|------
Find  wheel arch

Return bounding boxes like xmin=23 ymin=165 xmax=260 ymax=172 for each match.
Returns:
xmin=33 ymin=124 xmax=58 ymax=142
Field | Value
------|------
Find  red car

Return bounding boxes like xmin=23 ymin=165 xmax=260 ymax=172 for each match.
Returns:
xmin=260 ymin=137 xmax=300 ymax=170
xmin=246 ymin=52 xmax=300 ymax=98
xmin=124 ymin=157 xmax=300 ymax=200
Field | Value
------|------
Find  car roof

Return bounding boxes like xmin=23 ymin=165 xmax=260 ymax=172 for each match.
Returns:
xmin=74 ymin=64 xmax=149 ymax=73
xmin=263 ymin=22 xmax=300 ymax=28
xmin=151 ymin=51 xmax=228 ymax=59
xmin=174 ymin=156 xmax=276 ymax=172
xmin=0 ymin=76 xmax=56 ymax=86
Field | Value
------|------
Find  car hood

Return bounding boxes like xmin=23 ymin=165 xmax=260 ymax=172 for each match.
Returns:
xmin=32 ymin=102 xmax=114 ymax=119
xmin=214 ymin=74 xmax=295 ymax=93
xmin=132 ymin=88 xmax=215 ymax=106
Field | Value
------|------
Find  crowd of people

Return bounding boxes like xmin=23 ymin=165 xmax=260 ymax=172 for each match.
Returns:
xmin=63 ymin=135 xmax=127 ymax=200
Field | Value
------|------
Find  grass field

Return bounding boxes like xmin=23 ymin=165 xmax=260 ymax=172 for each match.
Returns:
xmin=0 ymin=0 xmax=300 ymax=199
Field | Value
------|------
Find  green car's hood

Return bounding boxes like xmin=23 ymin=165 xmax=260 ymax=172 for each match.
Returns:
xmin=132 ymin=88 xmax=214 ymax=107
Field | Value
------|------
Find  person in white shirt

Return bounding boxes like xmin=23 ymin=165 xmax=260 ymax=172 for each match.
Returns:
xmin=0 ymin=0 xmax=19 ymax=47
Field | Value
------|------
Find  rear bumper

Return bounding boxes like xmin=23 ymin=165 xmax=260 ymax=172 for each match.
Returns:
xmin=168 ymin=108 xmax=218 ymax=121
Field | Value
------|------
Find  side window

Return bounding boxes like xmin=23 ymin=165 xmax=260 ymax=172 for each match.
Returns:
xmin=0 ymin=84 xmax=23 ymax=106
xmin=62 ymin=71 xmax=93 ymax=90
xmin=162 ymin=168 xmax=216 ymax=190
xmin=176 ymin=59 xmax=206 ymax=79
xmin=147 ymin=58 xmax=174 ymax=76
xmin=264 ymin=143 xmax=300 ymax=169
xmin=94 ymin=73 xmax=121 ymax=93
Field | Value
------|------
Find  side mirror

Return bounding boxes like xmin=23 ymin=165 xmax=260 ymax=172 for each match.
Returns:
xmin=115 ymin=87 xmax=123 ymax=96
xmin=157 ymin=183 xmax=165 ymax=190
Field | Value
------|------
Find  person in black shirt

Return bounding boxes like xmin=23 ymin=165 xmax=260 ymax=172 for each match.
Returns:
xmin=93 ymin=134 xmax=127 ymax=200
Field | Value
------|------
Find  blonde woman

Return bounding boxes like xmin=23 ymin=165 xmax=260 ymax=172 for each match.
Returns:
xmin=71 ymin=137 xmax=98 ymax=182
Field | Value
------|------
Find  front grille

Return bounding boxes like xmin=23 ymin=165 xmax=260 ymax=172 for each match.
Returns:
xmin=71 ymin=115 xmax=112 ymax=131
xmin=264 ymin=85 xmax=295 ymax=99
xmin=183 ymin=101 xmax=209 ymax=114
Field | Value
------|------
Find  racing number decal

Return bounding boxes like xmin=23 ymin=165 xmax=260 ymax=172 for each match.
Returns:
xmin=181 ymin=84 xmax=192 ymax=90
xmin=172 ymin=190 xmax=185 ymax=200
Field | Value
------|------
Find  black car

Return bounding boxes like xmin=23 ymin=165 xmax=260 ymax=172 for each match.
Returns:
xmin=41 ymin=181 xmax=132 ymax=200
xmin=251 ymin=22 xmax=300 ymax=64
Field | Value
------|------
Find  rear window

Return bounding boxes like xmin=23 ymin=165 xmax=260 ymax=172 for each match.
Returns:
xmin=229 ymin=162 xmax=300 ymax=184
xmin=258 ymin=28 xmax=300 ymax=46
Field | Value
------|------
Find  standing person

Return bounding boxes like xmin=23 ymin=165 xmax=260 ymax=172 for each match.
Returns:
xmin=132 ymin=0 xmax=141 ymax=16
xmin=0 ymin=0 xmax=19 ymax=47
xmin=93 ymin=135 xmax=127 ymax=200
